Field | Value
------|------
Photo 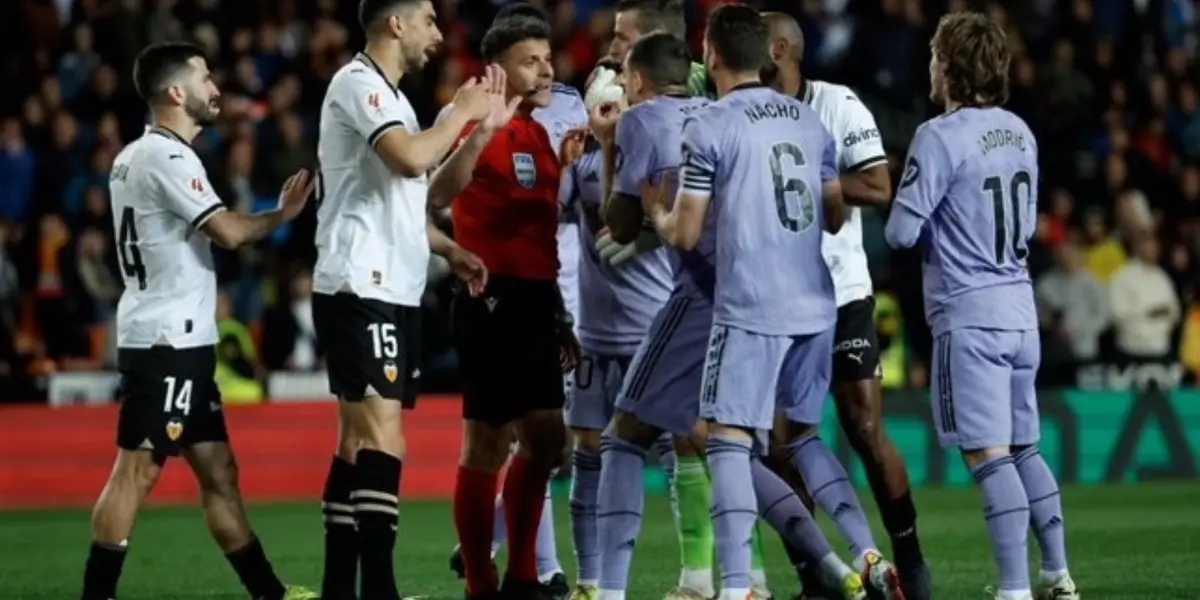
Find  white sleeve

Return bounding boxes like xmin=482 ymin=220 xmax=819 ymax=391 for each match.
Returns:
xmin=145 ymin=154 xmax=226 ymax=229
xmin=335 ymin=73 xmax=413 ymax=147
xmin=836 ymin=93 xmax=887 ymax=172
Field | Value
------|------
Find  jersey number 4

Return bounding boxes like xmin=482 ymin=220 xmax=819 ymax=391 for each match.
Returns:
xmin=983 ymin=171 xmax=1032 ymax=265
xmin=118 ymin=207 xmax=147 ymax=290
xmin=770 ymin=142 xmax=816 ymax=233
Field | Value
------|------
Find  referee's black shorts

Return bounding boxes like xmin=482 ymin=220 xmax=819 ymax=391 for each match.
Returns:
xmin=312 ymin=292 xmax=422 ymax=406
xmin=452 ymin=276 xmax=564 ymax=425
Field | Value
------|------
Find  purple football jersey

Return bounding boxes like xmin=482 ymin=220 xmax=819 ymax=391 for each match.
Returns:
xmin=680 ymin=84 xmax=838 ymax=336
xmin=885 ymin=107 xmax=1039 ymax=335
xmin=614 ymin=94 xmax=714 ymax=298
xmin=561 ymin=143 xmax=673 ymax=356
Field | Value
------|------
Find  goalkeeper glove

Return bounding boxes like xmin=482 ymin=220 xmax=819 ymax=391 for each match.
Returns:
xmin=595 ymin=228 xmax=662 ymax=266
xmin=585 ymin=67 xmax=625 ymax=111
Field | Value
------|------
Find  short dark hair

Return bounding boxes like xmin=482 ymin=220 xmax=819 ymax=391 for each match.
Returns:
xmin=627 ymin=33 xmax=692 ymax=89
xmin=615 ymin=0 xmax=686 ymax=40
xmin=133 ymin=42 xmax=205 ymax=103
xmin=931 ymin=12 xmax=1010 ymax=107
xmin=494 ymin=2 xmax=549 ymax=24
xmin=704 ymin=4 xmax=768 ymax=75
xmin=480 ymin=16 xmax=551 ymax=62
xmin=595 ymin=56 xmax=623 ymax=74
xmin=358 ymin=0 xmax=424 ymax=33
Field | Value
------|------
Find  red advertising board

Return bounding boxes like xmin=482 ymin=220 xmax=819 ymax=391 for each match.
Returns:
xmin=0 ymin=397 xmax=465 ymax=509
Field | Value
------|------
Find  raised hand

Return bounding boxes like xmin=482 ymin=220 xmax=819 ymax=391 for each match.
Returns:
xmin=451 ymin=77 xmax=491 ymax=121
xmin=479 ymin=64 xmax=522 ymax=133
xmin=278 ymin=168 xmax=315 ymax=220
xmin=587 ymin=101 xmax=621 ymax=144
xmin=559 ymin=127 xmax=589 ymax=166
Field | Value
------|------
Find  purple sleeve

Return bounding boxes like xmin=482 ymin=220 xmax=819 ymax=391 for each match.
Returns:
xmin=612 ymin=110 xmax=653 ymax=198
xmin=820 ymin=133 xmax=837 ymax=182
xmin=679 ymin=111 xmax=719 ymax=196
xmin=892 ymin=123 xmax=952 ymax=218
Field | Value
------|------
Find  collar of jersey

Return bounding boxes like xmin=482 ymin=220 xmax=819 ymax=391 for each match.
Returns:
xmin=149 ymin=125 xmax=189 ymax=145
xmin=356 ymin=52 xmax=400 ymax=94
xmin=729 ymin=82 xmax=768 ymax=94
xmin=797 ymin=78 xmax=814 ymax=104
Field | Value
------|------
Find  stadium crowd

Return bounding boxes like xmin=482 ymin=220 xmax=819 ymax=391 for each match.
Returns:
xmin=0 ymin=0 xmax=1197 ymax=403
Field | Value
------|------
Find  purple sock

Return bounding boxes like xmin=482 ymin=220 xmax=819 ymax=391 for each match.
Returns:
xmin=972 ymin=455 xmax=1031 ymax=592
xmin=707 ymin=435 xmax=757 ymax=591
xmin=597 ymin=434 xmax=647 ymax=591
xmin=1014 ymin=446 xmax=1067 ymax=573
xmin=570 ymin=448 xmax=602 ymax=583
xmin=536 ymin=483 xmax=561 ymax=577
xmin=750 ymin=458 xmax=834 ymax=567
xmin=786 ymin=435 xmax=876 ymax=557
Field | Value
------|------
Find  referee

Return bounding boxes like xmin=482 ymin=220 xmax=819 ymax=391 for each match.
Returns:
xmin=428 ymin=17 xmax=583 ymax=600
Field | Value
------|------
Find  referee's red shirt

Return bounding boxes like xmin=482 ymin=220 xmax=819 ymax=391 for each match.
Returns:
xmin=451 ymin=115 xmax=561 ymax=281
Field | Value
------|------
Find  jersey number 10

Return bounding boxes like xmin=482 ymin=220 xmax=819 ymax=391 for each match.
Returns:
xmin=983 ymin=170 xmax=1032 ymax=265
xmin=118 ymin=207 xmax=147 ymax=290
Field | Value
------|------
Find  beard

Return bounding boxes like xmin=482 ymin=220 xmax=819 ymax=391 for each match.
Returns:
xmin=184 ymin=95 xmax=218 ymax=125
xmin=760 ymin=61 xmax=780 ymax=86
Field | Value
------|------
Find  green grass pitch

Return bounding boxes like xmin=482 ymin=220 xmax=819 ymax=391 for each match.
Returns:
xmin=2 ymin=484 xmax=1198 ymax=599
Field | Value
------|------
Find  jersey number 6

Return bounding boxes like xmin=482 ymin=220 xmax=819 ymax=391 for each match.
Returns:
xmin=770 ymin=142 xmax=816 ymax=233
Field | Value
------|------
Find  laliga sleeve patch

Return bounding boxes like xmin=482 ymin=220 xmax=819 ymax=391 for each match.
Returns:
xmin=900 ymin=156 xmax=920 ymax=189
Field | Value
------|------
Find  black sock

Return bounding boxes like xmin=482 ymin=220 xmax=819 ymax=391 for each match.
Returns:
xmin=225 ymin=536 xmax=286 ymax=600
xmin=354 ymin=449 xmax=403 ymax=600
xmin=879 ymin=491 xmax=924 ymax=563
xmin=322 ymin=456 xmax=359 ymax=599
xmin=81 ymin=541 xmax=127 ymax=600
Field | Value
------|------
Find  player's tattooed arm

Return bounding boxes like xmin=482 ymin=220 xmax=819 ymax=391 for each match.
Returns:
xmin=427 ymin=125 xmax=496 ymax=208
xmin=602 ymin=111 xmax=649 ymax=244
xmin=839 ymin=163 xmax=892 ymax=207
xmin=202 ymin=169 xmax=314 ymax=249
xmin=885 ymin=124 xmax=951 ymax=248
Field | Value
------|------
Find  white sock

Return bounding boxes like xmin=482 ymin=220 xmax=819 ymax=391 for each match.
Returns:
xmin=597 ymin=591 xmax=625 ymax=600
xmin=997 ymin=589 xmax=1033 ymax=600
xmin=1039 ymin=569 xmax=1069 ymax=585
xmin=538 ymin=570 xmax=564 ymax=584
xmin=679 ymin=568 xmax=715 ymax=596
xmin=817 ymin=553 xmax=854 ymax=586
xmin=719 ymin=588 xmax=750 ymax=600
xmin=750 ymin=569 xmax=768 ymax=589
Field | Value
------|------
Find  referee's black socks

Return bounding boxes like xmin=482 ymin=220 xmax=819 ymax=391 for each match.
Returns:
xmin=354 ymin=448 xmax=403 ymax=600
xmin=81 ymin=540 xmax=127 ymax=600
xmin=322 ymin=455 xmax=359 ymax=599
xmin=225 ymin=535 xmax=287 ymax=600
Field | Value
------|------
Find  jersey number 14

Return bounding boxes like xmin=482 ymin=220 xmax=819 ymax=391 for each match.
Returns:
xmin=118 ymin=207 xmax=147 ymax=290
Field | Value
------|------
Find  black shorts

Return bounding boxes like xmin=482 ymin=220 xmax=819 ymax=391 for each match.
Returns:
xmin=832 ymin=296 xmax=883 ymax=384
xmin=115 ymin=346 xmax=228 ymax=457
xmin=312 ymin=292 xmax=422 ymax=406
xmin=453 ymin=276 xmax=565 ymax=425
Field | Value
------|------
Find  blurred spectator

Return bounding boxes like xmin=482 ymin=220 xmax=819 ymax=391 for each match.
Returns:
xmin=0 ymin=118 xmax=35 ymax=225
xmin=72 ymin=227 xmax=119 ymax=326
xmin=262 ymin=268 xmax=320 ymax=372
xmin=1037 ymin=242 xmax=1110 ymax=365
xmin=215 ymin=291 xmax=264 ymax=405
xmin=1079 ymin=208 xmax=1127 ymax=284
xmin=1110 ymin=234 xmax=1180 ymax=360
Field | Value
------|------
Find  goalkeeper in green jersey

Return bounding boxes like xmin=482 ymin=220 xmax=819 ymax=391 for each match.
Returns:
xmin=581 ymin=3 xmax=770 ymax=600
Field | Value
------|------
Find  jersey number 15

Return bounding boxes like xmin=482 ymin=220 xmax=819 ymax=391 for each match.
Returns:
xmin=118 ymin=207 xmax=147 ymax=290
xmin=983 ymin=170 xmax=1032 ymax=265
